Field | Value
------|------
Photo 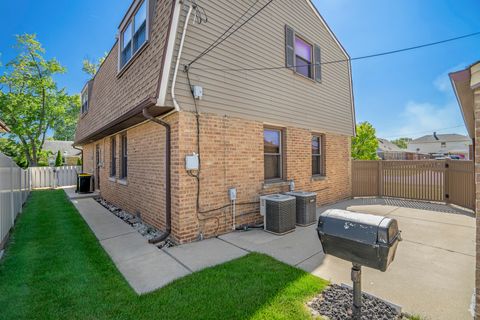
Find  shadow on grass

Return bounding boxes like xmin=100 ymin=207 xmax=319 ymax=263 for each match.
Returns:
xmin=0 ymin=190 xmax=327 ymax=320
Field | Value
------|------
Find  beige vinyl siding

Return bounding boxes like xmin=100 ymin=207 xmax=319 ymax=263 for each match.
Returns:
xmin=166 ymin=0 xmax=354 ymax=136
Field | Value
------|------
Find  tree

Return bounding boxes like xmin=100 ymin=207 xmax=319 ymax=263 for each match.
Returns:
xmin=55 ymin=150 xmax=63 ymax=166
xmin=82 ymin=53 xmax=107 ymax=77
xmin=391 ymin=137 xmax=412 ymax=150
xmin=0 ymin=34 xmax=77 ymax=166
xmin=352 ymin=122 xmax=379 ymax=160
xmin=53 ymin=94 xmax=80 ymax=141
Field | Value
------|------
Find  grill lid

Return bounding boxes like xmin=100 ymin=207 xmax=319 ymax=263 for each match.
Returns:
xmin=318 ymin=209 xmax=393 ymax=245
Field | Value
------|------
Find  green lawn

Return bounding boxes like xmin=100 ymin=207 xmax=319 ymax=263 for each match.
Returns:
xmin=0 ymin=190 xmax=327 ymax=320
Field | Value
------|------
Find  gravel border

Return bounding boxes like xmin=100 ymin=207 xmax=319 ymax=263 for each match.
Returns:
xmin=308 ymin=284 xmax=405 ymax=320
xmin=94 ymin=197 xmax=174 ymax=247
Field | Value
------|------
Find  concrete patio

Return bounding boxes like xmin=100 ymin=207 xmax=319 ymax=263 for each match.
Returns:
xmin=70 ymin=193 xmax=475 ymax=320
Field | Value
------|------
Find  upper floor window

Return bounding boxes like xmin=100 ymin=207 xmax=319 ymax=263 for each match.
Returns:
xmin=295 ymin=37 xmax=312 ymax=78
xmin=81 ymin=86 xmax=89 ymax=114
xmin=120 ymin=0 xmax=148 ymax=69
xmin=264 ymin=128 xmax=283 ymax=181
xmin=285 ymin=25 xmax=322 ymax=82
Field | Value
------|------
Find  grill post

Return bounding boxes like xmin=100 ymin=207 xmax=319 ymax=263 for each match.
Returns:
xmin=351 ymin=263 xmax=362 ymax=319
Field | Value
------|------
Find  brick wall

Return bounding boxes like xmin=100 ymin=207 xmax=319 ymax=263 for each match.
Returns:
xmin=474 ymin=88 xmax=480 ymax=319
xmin=83 ymin=111 xmax=352 ymax=244
xmin=172 ymin=111 xmax=351 ymax=243
xmin=82 ymin=115 xmax=177 ymax=230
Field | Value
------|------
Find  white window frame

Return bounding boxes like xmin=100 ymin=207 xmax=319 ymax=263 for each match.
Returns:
xmin=118 ymin=0 xmax=150 ymax=71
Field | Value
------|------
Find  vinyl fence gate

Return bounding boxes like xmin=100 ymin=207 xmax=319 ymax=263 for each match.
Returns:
xmin=352 ymin=160 xmax=475 ymax=210
xmin=29 ymin=166 xmax=81 ymax=189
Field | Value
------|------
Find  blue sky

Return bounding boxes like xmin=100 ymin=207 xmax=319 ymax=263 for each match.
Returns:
xmin=1 ymin=0 xmax=479 ymax=139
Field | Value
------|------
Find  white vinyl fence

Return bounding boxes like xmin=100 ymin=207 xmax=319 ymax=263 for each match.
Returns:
xmin=29 ymin=166 xmax=80 ymax=189
xmin=0 ymin=152 xmax=30 ymax=248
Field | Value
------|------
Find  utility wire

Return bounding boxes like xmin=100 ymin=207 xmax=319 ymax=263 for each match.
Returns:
xmin=188 ymin=0 xmax=261 ymax=66
xmin=190 ymin=30 xmax=480 ymax=72
xmin=187 ymin=0 xmax=274 ymax=67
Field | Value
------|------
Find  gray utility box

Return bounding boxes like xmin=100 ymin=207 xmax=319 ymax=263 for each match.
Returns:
xmin=317 ymin=209 xmax=401 ymax=272
xmin=284 ymin=191 xmax=317 ymax=226
xmin=260 ymin=194 xmax=296 ymax=235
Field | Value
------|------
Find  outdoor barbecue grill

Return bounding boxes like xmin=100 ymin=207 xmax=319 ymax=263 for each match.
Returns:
xmin=317 ymin=209 xmax=402 ymax=318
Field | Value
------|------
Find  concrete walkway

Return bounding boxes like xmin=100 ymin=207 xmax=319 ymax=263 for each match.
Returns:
xmin=70 ymin=194 xmax=475 ymax=319
xmin=70 ymin=197 xmax=248 ymax=294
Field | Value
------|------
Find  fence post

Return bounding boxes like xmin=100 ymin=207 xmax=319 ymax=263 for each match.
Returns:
xmin=19 ymin=168 xmax=23 ymax=213
xmin=444 ymin=159 xmax=450 ymax=204
xmin=378 ymin=161 xmax=384 ymax=197
xmin=10 ymin=160 xmax=15 ymax=223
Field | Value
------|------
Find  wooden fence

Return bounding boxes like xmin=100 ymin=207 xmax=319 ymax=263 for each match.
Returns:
xmin=0 ymin=152 xmax=30 ymax=248
xmin=29 ymin=166 xmax=80 ymax=189
xmin=352 ymin=160 xmax=475 ymax=210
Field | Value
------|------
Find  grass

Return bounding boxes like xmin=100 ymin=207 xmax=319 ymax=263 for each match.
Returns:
xmin=0 ymin=190 xmax=328 ymax=320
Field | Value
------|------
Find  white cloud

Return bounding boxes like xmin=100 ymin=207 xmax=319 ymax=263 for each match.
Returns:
xmin=381 ymin=101 xmax=466 ymax=139
xmin=378 ymin=65 xmax=468 ymax=140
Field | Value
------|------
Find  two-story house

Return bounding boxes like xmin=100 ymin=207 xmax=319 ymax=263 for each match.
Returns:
xmin=74 ymin=0 xmax=355 ymax=244
xmin=407 ymin=133 xmax=472 ymax=159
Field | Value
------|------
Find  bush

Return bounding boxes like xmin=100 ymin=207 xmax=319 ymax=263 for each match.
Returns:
xmin=55 ymin=150 xmax=63 ymax=167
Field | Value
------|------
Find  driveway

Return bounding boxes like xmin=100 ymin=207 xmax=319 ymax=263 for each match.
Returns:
xmin=219 ymin=198 xmax=475 ymax=320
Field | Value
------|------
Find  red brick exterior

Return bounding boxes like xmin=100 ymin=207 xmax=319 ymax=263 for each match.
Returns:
xmin=83 ymin=111 xmax=351 ymax=244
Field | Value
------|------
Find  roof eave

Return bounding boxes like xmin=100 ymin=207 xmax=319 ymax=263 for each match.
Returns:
xmin=449 ymin=69 xmax=475 ymax=139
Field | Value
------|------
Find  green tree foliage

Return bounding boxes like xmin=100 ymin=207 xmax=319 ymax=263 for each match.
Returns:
xmin=55 ymin=150 xmax=63 ymax=166
xmin=352 ymin=122 xmax=379 ymax=160
xmin=82 ymin=53 xmax=107 ymax=77
xmin=53 ymin=94 xmax=80 ymax=141
xmin=391 ymin=137 xmax=412 ymax=150
xmin=76 ymin=157 xmax=82 ymax=166
xmin=0 ymin=34 xmax=79 ymax=166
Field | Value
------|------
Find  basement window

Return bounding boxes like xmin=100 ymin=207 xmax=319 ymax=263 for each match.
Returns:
xmin=120 ymin=0 xmax=148 ymax=69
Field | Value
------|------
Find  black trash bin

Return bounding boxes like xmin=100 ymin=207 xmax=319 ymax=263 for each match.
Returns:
xmin=77 ymin=174 xmax=93 ymax=193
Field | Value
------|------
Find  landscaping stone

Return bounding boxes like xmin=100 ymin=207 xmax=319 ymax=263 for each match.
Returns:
xmin=308 ymin=284 xmax=404 ymax=320
xmin=94 ymin=198 xmax=167 ymax=243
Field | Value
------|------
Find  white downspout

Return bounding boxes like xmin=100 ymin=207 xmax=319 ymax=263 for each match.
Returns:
xmin=171 ymin=3 xmax=193 ymax=112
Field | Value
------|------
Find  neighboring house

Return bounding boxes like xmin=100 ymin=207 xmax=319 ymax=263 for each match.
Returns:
xmin=0 ymin=119 xmax=10 ymax=133
xmin=406 ymin=133 xmax=472 ymax=159
xmin=377 ymin=138 xmax=429 ymax=160
xmin=43 ymin=140 xmax=81 ymax=166
xmin=74 ymin=0 xmax=355 ymax=244
xmin=449 ymin=60 xmax=480 ymax=318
